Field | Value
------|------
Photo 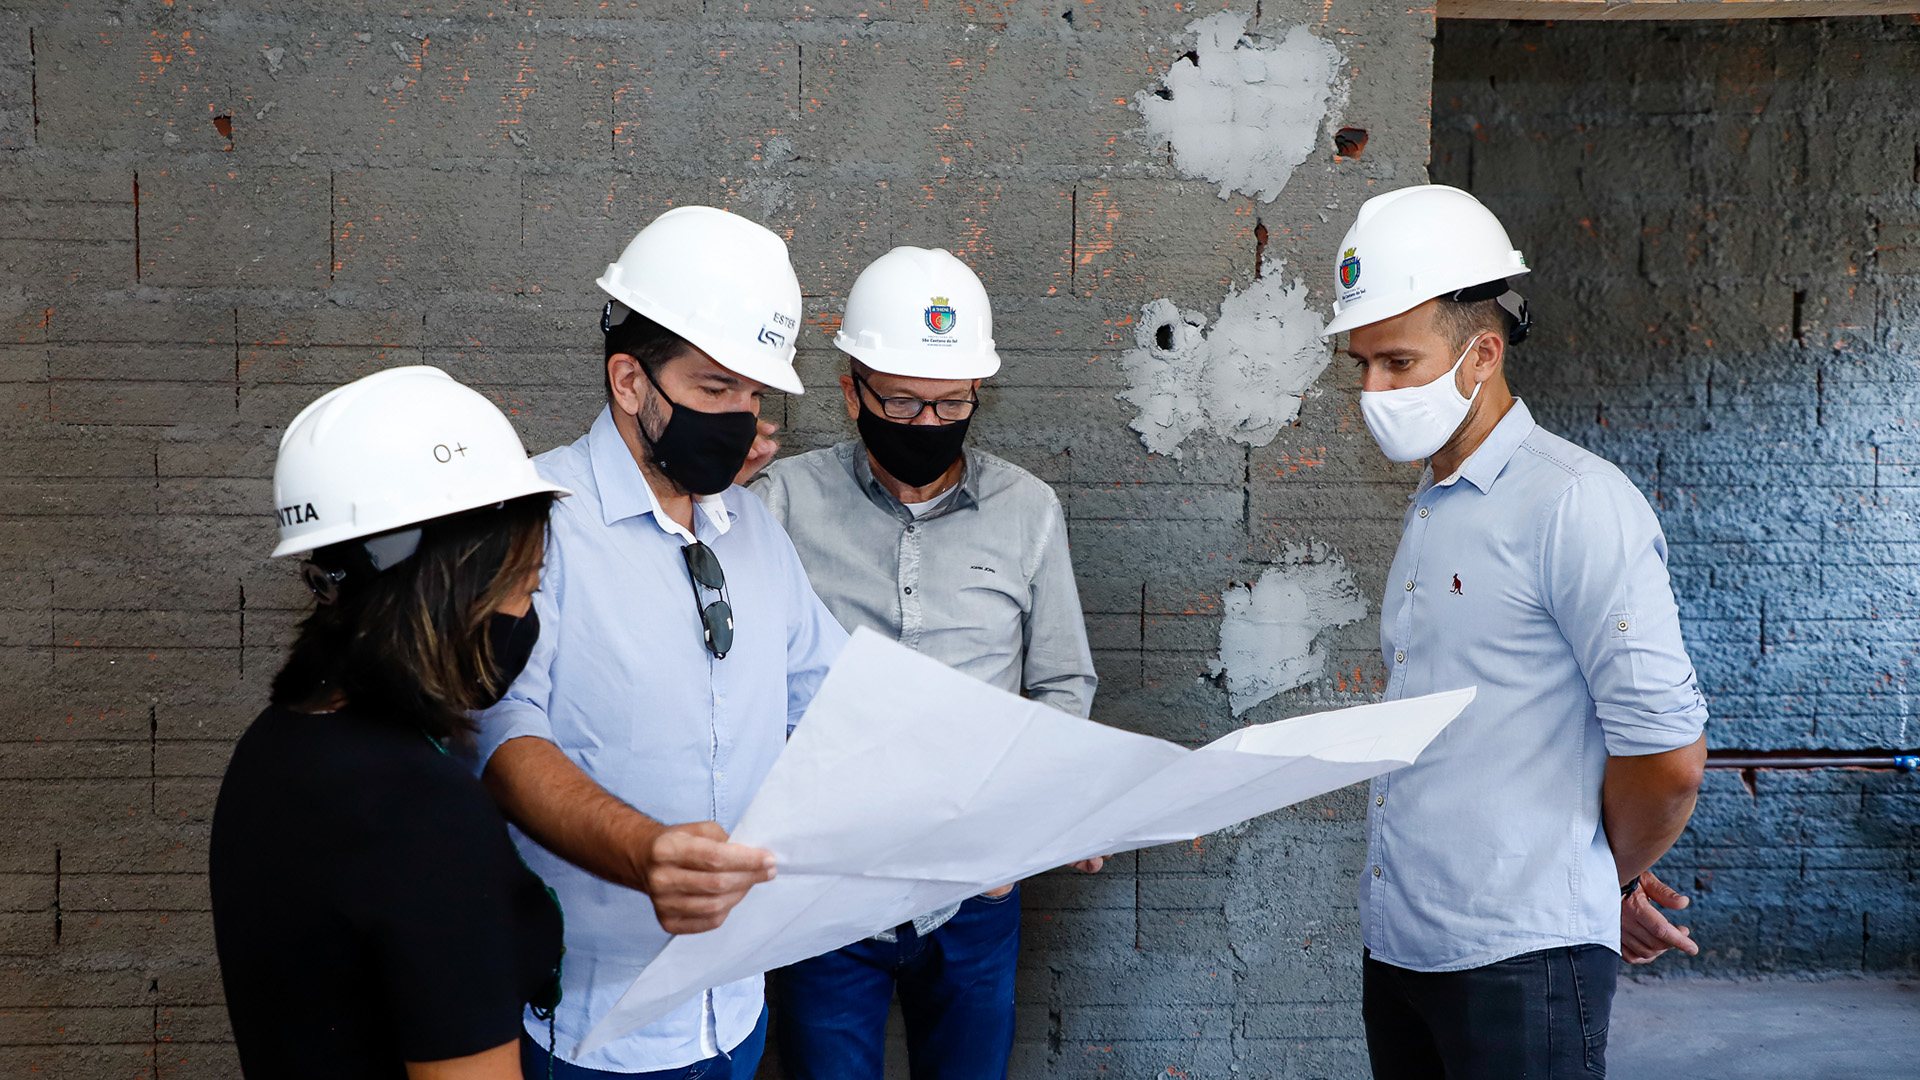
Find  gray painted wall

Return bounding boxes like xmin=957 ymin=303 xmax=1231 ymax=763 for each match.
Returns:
xmin=0 ymin=1 xmax=1434 ymax=1077
xmin=1434 ymin=16 xmax=1920 ymax=977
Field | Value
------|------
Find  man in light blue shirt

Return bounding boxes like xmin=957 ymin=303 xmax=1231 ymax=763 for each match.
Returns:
xmin=472 ymin=207 xmax=848 ymax=1077
xmin=1326 ymin=185 xmax=1709 ymax=1078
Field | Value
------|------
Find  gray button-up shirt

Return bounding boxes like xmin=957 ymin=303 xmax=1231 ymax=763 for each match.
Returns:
xmin=751 ymin=441 xmax=1099 ymax=937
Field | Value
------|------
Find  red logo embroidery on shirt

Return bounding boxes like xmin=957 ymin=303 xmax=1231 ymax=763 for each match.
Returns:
xmin=1450 ymin=574 xmax=1463 ymax=595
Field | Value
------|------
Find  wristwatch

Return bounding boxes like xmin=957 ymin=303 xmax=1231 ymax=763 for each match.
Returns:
xmin=1621 ymin=876 xmax=1641 ymax=899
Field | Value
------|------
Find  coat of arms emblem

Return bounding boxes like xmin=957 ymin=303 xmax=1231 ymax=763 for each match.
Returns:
xmin=1339 ymin=248 xmax=1362 ymax=289
xmin=924 ymin=298 xmax=957 ymax=335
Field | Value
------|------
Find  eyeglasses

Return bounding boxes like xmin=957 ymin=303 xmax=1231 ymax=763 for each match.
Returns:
xmin=855 ymin=374 xmax=977 ymax=422
xmin=682 ymin=541 xmax=734 ymax=659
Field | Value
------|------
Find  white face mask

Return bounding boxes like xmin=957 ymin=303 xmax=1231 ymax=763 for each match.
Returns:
xmin=1359 ymin=333 xmax=1486 ymax=463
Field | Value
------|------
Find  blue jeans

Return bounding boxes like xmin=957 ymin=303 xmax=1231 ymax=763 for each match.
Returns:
xmin=519 ymin=1006 xmax=767 ymax=1080
xmin=1363 ymin=945 xmax=1619 ymax=1079
xmin=773 ymin=886 xmax=1022 ymax=1080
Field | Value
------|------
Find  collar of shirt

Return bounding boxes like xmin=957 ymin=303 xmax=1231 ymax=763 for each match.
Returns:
xmin=837 ymin=440 xmax=981 ymax=523
xmin=586 ymin=405 xmax=734 ymax=542
xmin=1420 ymin=398 xmax=1539 ymax=496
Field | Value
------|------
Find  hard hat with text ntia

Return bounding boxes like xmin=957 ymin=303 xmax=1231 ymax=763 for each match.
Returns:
xmin=270 ymin=366 xmax=570 ymax=558
xmin=1322 ymin=184 xmax=1529 ymax=338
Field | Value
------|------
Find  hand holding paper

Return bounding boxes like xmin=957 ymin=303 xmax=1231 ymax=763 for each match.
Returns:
xmin=577 ymin=628 xmax=1472 ymax=1056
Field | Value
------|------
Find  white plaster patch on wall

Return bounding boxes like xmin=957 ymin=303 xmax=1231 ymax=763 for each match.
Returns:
xmin=1116 ymin=259 xmax=1330 ymax=458
xmin=1209 ymin=543 xmax=1368 ymax=717
xmin=1135 ymin=13 xmax=1344 ymax=204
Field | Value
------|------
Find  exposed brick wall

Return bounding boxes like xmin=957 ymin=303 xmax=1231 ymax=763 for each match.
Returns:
xmin=1 ymin=2 xmax=1436 ymax=1077
xmin=1434 ymin=15 xmax=1920 ymax=976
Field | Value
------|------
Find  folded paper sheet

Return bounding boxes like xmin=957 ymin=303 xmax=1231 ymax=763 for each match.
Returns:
xmin=578 ymin=628 xmax=1473 ymax=1056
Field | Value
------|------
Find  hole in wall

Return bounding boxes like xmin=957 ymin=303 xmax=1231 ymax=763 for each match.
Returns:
xmin=1060 ymin=8 xmax=1072 ymax=24
xmin=1334 ymin=127 xmax=1368 ymax=157
xmin=1180 ymin=49 xmax=1200 ymax=67
xmin=212 ymin=114 xmax=233 ymax=139
xmin=1792 ymin=289 xmax=1805 ymax=346
xmin=1153 ymin=86 xmax=1173 ymax=101
xmin=1155 ymin=322 xmax=1175 ymax=350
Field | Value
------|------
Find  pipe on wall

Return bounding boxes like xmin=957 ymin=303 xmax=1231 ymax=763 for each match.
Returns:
xmin=1705 ymin=751 xmax=1920 ymax=771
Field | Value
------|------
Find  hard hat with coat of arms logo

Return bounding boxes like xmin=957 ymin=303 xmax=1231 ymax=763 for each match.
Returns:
xmin=1321 ymin=184 xmax=1531 ymax=342
xmin=834 ymin=247 xmax=1001 ymax=379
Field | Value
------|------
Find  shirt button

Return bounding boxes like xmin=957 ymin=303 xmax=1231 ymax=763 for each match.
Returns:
xmin=1418 ymin=507 xmax=1429 ymax=518
xmin=1395 ymin=651 xmax=1405 ymax=664
xmin=1404 ymin=581 xmax=1414 ymax=592
xmin=906 ymin=525 xmax=915 ymax=533
xmin=1373 ymin=865 xmax=1382 ymax=877
xmin=1376 ymin=795 xmax=1385 ymax=806
xmin=1618 ymin=619 xmax=1630 ymax=631
xmin=904 ymin=586 xmax=913 ymax=595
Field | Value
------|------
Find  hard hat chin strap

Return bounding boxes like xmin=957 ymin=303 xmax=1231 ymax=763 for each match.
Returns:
xmin=1447 ymin=278 xmax=1532 ymax=347
xmin=601 ymin=299 xmax=633 ymax=333
xmin=299 ymin=527 xmax=424 ymax=604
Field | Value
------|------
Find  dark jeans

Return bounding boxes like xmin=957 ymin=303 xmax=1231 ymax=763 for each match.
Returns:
xmin=773 ymin=886 xmax=1022 ymax=1080
xmin=1363 ymin=945 xmax=1619 ymax=1079
xmin=519 ymin=1006 xmax=767 ymax=1080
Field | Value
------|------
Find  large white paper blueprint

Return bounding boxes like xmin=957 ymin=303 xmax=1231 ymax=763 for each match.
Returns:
xmin=577 ymin=627 xmax=1473 ymax=1055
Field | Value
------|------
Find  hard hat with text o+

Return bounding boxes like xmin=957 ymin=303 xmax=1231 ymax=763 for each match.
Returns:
xmin=596 ymin=205 xmax=806 ymax=395
xmin=1322 ymin=184 xmax=1530 ymax=339
xmin=834 ymin=247 xmax=1001 ymax=379
xmin=270 ymin=366 xmax=571 ymax=558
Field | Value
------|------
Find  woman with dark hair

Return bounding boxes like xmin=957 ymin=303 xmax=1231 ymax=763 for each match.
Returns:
xmin=211 ymin=366 xmax=573 ymax=1079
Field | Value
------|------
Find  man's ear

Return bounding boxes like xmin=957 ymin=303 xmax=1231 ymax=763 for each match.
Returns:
xmin=608 ymin=353 xmax=646 ymax=416
xmin=1468 ymin=331 xmax=1505 ymax=386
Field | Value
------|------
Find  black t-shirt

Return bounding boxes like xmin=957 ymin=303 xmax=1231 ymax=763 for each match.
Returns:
xmin=210 ymin=705 xmax=563 ymax=1078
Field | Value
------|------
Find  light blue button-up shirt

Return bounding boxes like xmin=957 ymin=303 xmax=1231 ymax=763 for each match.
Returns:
xmin=1364 ymin=399 xmax=1708 ymax=972
xmin=471 ymin=407 xmax=847 ymax=1071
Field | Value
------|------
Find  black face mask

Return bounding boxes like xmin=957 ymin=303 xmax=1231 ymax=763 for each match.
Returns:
xmin=639 ymin=364 xmax=759 ymax=496
xmin=857 ymin=402 xmax=970 ymax=488
xmin=479 ymin=609 xmax=540 ymax=709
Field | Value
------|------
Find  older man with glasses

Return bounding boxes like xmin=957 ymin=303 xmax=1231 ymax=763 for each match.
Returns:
xmin=470 ymin=207 xmax=848 ymax=1079
xmin=747 ymin=247 xmax=1099 ymax=1080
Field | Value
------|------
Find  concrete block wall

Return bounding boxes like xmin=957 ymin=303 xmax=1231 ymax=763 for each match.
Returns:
xmin=1434 ymin=15 xmax=1920 ymax=976
xmin=1 ymin=1 xmax=1437 ymax=1076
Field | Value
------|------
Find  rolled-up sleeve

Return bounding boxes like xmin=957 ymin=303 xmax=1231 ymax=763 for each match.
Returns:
xmin=1021 ymin=497 xmax=1099 ymax=720
xmin=470 ymin=530 xmax=565 ymax=772
xmin=1541 ymin=473 xmax=1709 ymax=757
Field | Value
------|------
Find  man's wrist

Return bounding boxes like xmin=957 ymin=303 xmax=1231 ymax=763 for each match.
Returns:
xmin=618 ymin=814 xmax=666 ymax=894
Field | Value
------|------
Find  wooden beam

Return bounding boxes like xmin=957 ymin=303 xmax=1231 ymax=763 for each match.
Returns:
xmin=1440 ymin=0 xmax=1920 ymax=19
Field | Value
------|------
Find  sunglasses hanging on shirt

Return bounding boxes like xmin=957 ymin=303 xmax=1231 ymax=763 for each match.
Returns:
xmin=682 ymin=541 xmax=735 ymax=659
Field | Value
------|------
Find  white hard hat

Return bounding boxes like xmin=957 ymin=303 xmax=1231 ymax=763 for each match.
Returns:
xmin=270 ymin=366 xmax=571 ymax=559
xmin=596 ymin=206 xmax=805 ymax=395
xmin=833 ymin=246 xmax=1001 ymax=379
xmin=1322 ymin=184 xmax=1531 ymax=339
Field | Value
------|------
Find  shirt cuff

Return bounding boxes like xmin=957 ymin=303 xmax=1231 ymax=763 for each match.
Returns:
xmin=1597 ymin=701 xmax=1708 ymax=757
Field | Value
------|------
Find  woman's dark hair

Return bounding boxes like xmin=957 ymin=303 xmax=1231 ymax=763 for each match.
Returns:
xmin=271 ymin=494 xmax=556 ymax=738
xmin=605 ymin=309 xmax=694 ymax=401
